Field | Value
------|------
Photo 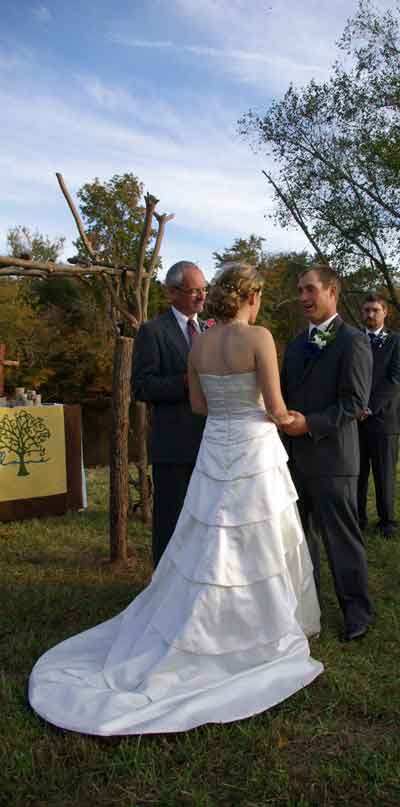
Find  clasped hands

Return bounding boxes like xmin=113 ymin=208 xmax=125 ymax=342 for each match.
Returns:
xmin=279 ymin=410 xmax=310 ymax=436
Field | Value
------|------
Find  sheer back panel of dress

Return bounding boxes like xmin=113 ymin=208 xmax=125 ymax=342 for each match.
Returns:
xmin=192 ymin=324 xmax=256 ymax=376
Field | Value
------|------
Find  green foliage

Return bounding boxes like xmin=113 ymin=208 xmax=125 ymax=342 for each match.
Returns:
xmin=260 ymin=252 xmax=309 ymax=350
xmin=2 ymin=175 xmax=166 ymax=401
xmin=239 ymin=1 xmax=400 ymax=307
xmin=72 ymin=172 xmax=163 ymax=332
xmin=7 ymin=225 xmax=65 ymax=262
xmin=74 ymin=173 xmax=152 ymax=267
xmin=213 ymin=234 xmax=268 ymax=270
xmin=2 ymin=223 xmax=115 ymax=400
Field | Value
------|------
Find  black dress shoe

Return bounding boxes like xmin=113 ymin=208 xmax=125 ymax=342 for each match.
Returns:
xmin=376 ymin=522 xmax=397 ymax=537
xmin=343 ymin=623 xmax=369 ymax=642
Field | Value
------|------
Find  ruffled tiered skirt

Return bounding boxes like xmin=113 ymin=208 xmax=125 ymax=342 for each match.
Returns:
xmin=29 ymin=415 xmax=323 ymax=735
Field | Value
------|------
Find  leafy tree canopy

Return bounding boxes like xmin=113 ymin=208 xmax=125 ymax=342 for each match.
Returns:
xmin=74 ymin=173 xmax=149 ymax=265
xmin=239 ymin=0 xmax=400 ymax=309
xmin=7 ymin=225 xmax=65 ymax=263
xmin=3 ymin=225 xmax=114 ymax=400
xmin=73 ymin=173 xmax=166 ymax=320
xmin=213 ymin=235 xmax=269 ymax=270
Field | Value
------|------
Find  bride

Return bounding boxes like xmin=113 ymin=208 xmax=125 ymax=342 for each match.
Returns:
xmin=29 ymin=262 xmax=323 ymax=736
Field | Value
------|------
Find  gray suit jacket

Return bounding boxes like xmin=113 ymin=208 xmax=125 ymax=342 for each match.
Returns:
xmin=281 ymin=316 xmax=373 ymax=477
xmin=365 ymin=331 xmax=400 ymax=434
xmin=132 ymin=308 xmax=206 ymax=463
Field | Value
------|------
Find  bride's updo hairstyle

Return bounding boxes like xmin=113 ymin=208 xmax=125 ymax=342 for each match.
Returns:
xmin=206 ymin=262 xmax=264 ymax=321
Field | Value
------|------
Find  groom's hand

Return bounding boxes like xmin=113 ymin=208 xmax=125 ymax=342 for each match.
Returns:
xmin=281 ymin=411 xmax=309 ymax=436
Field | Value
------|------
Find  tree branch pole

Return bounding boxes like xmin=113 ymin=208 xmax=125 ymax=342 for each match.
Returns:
xmin=109 ymin=336 xmax=134 ymax=565
xmin=262 ymin=171 xmax=328 ymax=262
xmin=134 ymin=210 xmax=174 ymax=527
xmin=101 ymin=274 xmax=139 ymax=330
xmin=134 ymin=194 xmax=159 ymax=322
xmin=0 ymin=255 xmax=117 ymax=276
xmin=141 ymin=211 xmax=174 ymax=321
xmin=56 ymin=172 xmax=97 ymax=260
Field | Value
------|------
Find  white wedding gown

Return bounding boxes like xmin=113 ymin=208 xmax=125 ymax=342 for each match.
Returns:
xmin=29 ymin=372 xmax=323 ymax=735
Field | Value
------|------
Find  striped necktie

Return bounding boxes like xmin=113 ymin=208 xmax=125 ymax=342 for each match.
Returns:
xmin=187 ymin=318 xmax=198 ymax=346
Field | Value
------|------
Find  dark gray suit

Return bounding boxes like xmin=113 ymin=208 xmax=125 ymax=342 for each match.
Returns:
xmin=132 ymin=309 xmax=206 ymax=566
xmin=281 ymin=316 xmax=374 ymax=629
xmin=358 ymin=331 xmax=400 ymax=532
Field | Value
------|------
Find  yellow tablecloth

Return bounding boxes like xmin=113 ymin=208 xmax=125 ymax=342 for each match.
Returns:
xmin=0 ymin=405 xmax=67 ymax=502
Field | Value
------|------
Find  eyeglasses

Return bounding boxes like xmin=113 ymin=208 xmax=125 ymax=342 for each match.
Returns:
xmin=173 ymin=286 xmax=209 ymax=297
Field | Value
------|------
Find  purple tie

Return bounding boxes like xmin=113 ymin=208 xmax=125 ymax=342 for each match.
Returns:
xmin=187 ymin=318 xmax=198 ymax=346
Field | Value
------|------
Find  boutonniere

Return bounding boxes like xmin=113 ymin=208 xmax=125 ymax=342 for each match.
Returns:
xmin=204 ymin=319 xmax=216 ymax=328
xmin=309 ymin=329 xmax=337 ymax=351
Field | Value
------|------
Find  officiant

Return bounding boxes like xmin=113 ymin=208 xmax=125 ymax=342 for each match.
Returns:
xmin=132 ymin=261 xmax=208 ymax=567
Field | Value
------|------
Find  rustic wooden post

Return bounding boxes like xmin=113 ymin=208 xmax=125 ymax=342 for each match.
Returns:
xmin=109 ymin=336 xmax=134 ymax=564
xmin=0 ymin=344 xmax=20 ymax=396
xmin=135 ymin=400 xmax=152 ymax=523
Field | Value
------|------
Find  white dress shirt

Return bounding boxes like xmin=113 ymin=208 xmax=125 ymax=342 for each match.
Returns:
xmin=171 ymin=307 xmax=200 ymax=345
xmin=365 ymin=327 xmax=384 ymax=336
xmin=308 ymin=314 xmax=338 ymax=337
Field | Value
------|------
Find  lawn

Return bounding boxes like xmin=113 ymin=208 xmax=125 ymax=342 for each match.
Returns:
xmin=0 ymin=467 xmax=399 ymax=807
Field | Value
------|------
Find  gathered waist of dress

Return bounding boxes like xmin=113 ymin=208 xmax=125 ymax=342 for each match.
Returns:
xmin=205 ymin=406 xmax=268 ymax=422
xmin=204 ymin=410 xmax=278 ymax=445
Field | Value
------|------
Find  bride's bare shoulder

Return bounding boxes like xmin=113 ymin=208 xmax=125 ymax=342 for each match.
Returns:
xmin=252 ymin=325 xmax=274 ymax=342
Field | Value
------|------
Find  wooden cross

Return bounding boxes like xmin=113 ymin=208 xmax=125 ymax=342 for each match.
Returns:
xmin=0 ymin=343 xmax=20 ymax=396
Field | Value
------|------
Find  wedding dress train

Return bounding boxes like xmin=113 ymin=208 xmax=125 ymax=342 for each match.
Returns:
xmin=29 ymin=372 xmax=323 ymax=735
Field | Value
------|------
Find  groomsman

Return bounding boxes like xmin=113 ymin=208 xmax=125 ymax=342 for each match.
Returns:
xmin=358 ymin=292 xmax=400 ymax=538
xmin=281 ymin=265 xmax=374 ymax=641
xmin=132 ymin=261 xmax=208 ymax=567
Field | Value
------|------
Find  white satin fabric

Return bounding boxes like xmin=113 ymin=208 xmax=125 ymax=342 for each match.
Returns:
xmin=29 ymin=372 xmax=323 ymax=735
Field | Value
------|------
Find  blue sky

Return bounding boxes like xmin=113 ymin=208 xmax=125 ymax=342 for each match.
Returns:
xmin=1 ymin=1 xmax=396 ymax=278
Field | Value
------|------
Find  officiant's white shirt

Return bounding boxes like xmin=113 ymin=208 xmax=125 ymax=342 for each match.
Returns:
xmin=172 ymin=307 xmax=200 ymax=345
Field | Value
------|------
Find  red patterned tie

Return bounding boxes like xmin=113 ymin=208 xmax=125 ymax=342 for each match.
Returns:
xmin=187 ymin=318 xmax=198 ymax=346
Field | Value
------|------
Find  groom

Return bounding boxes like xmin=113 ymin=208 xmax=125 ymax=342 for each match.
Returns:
xmin=281 ymin=265 xmax=374 ymax=641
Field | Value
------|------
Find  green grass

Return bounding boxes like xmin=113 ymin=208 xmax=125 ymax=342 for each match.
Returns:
xmin=1 ymin=467 xmax=399 ymax=807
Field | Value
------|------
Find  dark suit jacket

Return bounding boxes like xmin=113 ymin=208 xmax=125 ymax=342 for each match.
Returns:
xmin=364 ymin=331 xmax=400 ymax=434
xmin=132 ymin=308 xmax=206 ymax=464
xmin=281 ymin=317 xmax=373 ymax=477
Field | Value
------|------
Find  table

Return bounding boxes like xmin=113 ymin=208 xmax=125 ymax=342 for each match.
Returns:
xmin=0 ymin=404 xmax=84 ymax=522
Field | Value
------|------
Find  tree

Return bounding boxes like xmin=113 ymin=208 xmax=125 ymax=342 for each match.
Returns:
xmin=3 ymin=227 xmax=114 ymax=401
xmin=72 ymin=174 xmax=167 ymax=322
xmin=74 ymin=174 xmax=147 ymax=268
xmin=213 ymin=234 xmax=269 ymax=270
xmin=7 ymin=225 xmax=65 ymax=263
xmin=239 ymin=0 xmax=400 ymax=309
xmin=0 ymin=409 xmax=50 ymax=477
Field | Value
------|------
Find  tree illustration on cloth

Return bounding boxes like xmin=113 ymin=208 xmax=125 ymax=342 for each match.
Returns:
xmin=0 ymin=410 xmax=50 ymax=476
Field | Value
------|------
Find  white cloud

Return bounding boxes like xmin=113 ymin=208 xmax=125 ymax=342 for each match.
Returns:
xmin=165 ymin=0 xmax=362 ymax=87
xmin=0 ymin=74 xmax=309 ymax=270
xmin=118 ymin=39 xmax=173 ymax=48
xmin=111 ymin=32 xmax=330 ymax=89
